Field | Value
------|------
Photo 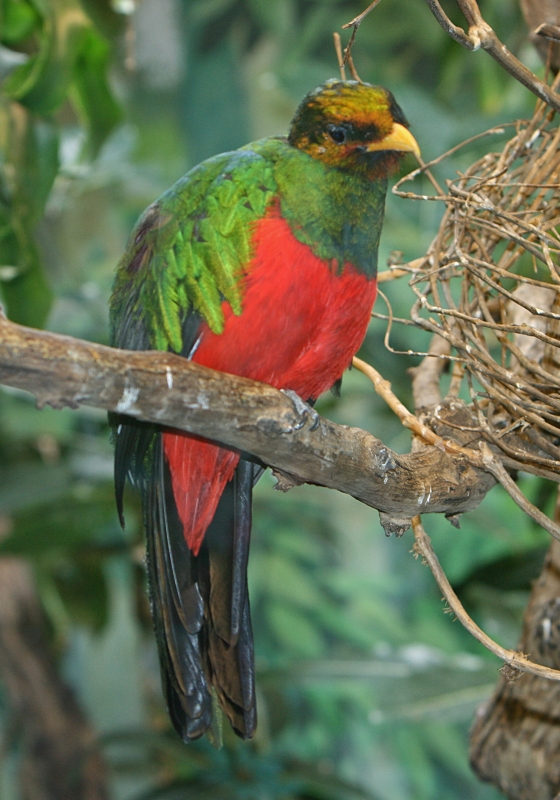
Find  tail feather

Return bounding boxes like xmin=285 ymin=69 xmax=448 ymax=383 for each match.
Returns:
xmin=112 ymin=416 xmax=154 ymax=528
xmin=113 ymin=418 xmax=258 ymax=741
xmin=146 ymin=437 xmax=212 ymax=736
xmin=199 ymin=459 xmax=257 ymax=736
xmin=230 ymin=459 xmax=255 ymax=641
xmin=159 ymin=458 xmax=204 ymax=635
xmin=208 ymin=605 xmax=256 ymax=737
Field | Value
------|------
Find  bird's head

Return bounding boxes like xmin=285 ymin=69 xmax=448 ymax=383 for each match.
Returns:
xmin=288 ymin=80 xmax=420 ymax=180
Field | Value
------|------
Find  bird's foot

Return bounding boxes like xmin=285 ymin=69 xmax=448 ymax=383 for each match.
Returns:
xmin=280 ymin=389 xmax=321 ymax=432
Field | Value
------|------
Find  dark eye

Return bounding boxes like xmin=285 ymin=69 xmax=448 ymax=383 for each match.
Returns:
xmin=327 ymin=124 xmax=347 ymax=144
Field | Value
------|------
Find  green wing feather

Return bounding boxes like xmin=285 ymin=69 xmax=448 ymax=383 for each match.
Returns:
xmin=110 ymin=145 xmax=279 ymax=354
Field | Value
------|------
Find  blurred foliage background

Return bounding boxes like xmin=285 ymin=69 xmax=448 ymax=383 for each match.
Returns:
xmin=0 ymin=0 xmax=554 ymax=797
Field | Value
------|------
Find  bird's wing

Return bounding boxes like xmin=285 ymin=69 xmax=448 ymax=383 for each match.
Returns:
xmin=109 ymin=146 xmax=278 ymax=355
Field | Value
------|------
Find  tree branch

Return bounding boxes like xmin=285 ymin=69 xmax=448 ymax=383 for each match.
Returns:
xmin=470 ymin=503 xmax=560 ymax=798
xmin=0 ymin=313 xmax=496 ymax=532
xmin=412 ymin=517 xmax=560 ymax=682
xmin=422 ymin=0 xmax=560 ymax=112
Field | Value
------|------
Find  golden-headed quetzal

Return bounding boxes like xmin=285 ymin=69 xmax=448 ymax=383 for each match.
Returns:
xmin=109 ymin=80 xmax=419 ymax=743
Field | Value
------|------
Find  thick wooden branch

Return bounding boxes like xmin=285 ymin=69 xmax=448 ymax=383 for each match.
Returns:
xmin=470 ymin=535 xmax=560 ymax=799
xmin=0 ymin=313 xmax=496 ymax=529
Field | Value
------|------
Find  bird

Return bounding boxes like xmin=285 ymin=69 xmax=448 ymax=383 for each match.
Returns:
xmin=109 ymin=79 xmax=420 ymax=743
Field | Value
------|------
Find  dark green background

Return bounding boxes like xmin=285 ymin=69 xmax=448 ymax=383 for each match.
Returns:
xmin=0 ymin=0 xmax=551 ymax=797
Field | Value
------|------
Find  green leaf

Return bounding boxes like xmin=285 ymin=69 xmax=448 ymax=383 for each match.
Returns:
xmin=0 ymin=105 xmax=58 ymax=325
xmin=4 ymin=0 xmax=90 ymax=115
xmin=71 ymin=27 xmax=122 ymax=156
xmin=7 ymin=106 xmax=59 ymax=225
xmin=0 ymin=235 xmax=53 ymax=326
xmin=1 ymin=0 xmax=41 ymax=45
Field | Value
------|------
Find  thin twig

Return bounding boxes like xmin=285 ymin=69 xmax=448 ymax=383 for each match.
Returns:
xmin=377 ymin=268 xmax=409 ymax=283
xmin=412 ymin=516 xmax=560 ymax=681
xmin=341 ymin=0 xmax=382 ymax=67
xmin=399 ymin=112 xmax=560 ymax=480
xmin=536 ymin=23 xmax=560 ymax=42
xmin=410 ymin=334 xmax=451 ymax=411
xmin=342 ymin=0 xmax=383 ymax=30
xmin=422 ymin=0 xmax=560 ymax=112
xmin=346 ymin=49 xmax=362 ymax=82
xmin=415 ymin=154 xmax=444 ymax=196
xmin=393 ymin=125 xmax=511 ymax=201
xmin=479 ymin=443 xmax=560 ymax=541
xmin=333 ymin=32 xmax=346 ymax=80
xmin=377 ymin=256 xmax=428 ymax=283
xmin=423 ymin=0 xmax=473 ymax=46
xmin=352 ymin=356 xmax=485 ymax=465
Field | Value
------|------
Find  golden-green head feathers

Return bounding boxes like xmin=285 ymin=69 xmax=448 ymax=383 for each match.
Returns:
xmin=288 ymin=80 xmax=420 ymax=180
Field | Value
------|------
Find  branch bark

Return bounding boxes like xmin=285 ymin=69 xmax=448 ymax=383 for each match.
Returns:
xmin=0 ymin=313 xmax=496 ymax=532
xmin=412 ymin=517 xmax=560 ymax=682
xmin=470 ymin=526 xmax=560 ymax=800
xmin=422 ymin=0 xmax=560 ymax=112
xmin=520 ymin=0 xmax=560 ymax=71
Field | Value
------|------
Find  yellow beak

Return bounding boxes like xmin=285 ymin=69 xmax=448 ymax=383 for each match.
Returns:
xmin=366 ymin=123 xmax=421 ymax=158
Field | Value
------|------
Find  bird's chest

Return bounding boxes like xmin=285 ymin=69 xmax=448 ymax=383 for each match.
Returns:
xmin=193 ymin=210 xmax=377 ymax=398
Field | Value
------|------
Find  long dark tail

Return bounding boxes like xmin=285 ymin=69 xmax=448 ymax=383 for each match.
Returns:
xmin=113 ymin=420 xmax=257 ymax=741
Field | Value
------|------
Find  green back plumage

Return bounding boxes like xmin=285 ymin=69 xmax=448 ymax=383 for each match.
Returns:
xmin=110 ymin=137 xmax=386 ymax=355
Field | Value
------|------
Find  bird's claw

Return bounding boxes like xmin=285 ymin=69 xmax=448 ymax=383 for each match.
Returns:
xmin=280 ymin=389 xmax=321 ymax=431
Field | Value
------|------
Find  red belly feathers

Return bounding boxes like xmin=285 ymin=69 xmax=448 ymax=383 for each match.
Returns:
xmin=163 ymin=206 xmax=377 ymax=554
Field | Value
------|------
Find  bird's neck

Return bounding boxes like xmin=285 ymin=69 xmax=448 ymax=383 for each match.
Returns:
xmin=274 ymin=144 xmax=387 ymax=279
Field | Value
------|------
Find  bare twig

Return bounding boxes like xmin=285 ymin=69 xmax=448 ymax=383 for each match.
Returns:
xmin=377 ymin=268 xmax=409 ymax=283
xmin=415 ymin=154 xmax=445 ymax=196
xmin=393 ymin=125 xmax=511 ymax=203
xmin=376 ymin=256 xmax=428 ymax=283
xmin=342 ymin=0 xmax=383 ymax=30
xmin=341 ymin=0 xmax=382 ymax=67
xmin=334 ymin=29 xmax=361 ymax=81
xmin=422 ymin=0 xmax=560 ymax=112
xmin=412 ymin=516 xmax=560 ymax=681
xmin=352 ymin=355 xmax=485 ymax=465
xmin=479 ymin=443 xmax=560 ymax=541
xmin=333 ymin=33 xmax=346 ymax=80
xmin=346 ymin=49 xmax=362 ymax=82
xmin=377 ymin=256 xmax=426 ymax=284
xmin=397 ymin=111 xmax=560 ymax=487
xmin=410 ymin=334 xmax=451 ymax=412
xmin=423 ymin=0 xmax=473 ymax=46
xmin=536 ymin=23 xmax=560 ymax=42
xmin=470 ymin=498 xmax=560 ymax=794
